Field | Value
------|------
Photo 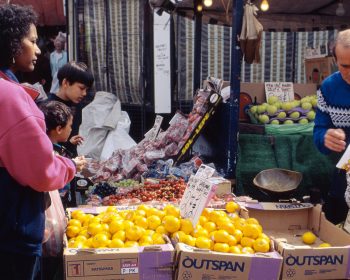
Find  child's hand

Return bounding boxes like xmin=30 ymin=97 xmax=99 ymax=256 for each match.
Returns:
xmin=72 ymin=156 xmax=87 ymax=172
xmin=70 ymin=135 xmax=84 ymax=145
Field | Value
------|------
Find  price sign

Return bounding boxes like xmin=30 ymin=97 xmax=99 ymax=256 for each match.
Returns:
xmin=179 ymin=164 xmax=216 ymax=226
xmin=265 ymin=82 xmax=294 ymax=102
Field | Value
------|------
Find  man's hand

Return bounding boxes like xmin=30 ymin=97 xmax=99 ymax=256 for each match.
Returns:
xmin=70 ymin=135 xmax=84 ymax=145
xmin=72 ymin=155 xmax=87 ymax=172
xmin=324 ymin=128 xmax=346 ymax=152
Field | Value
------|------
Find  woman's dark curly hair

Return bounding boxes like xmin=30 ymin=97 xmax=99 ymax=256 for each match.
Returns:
xmin=0 ymin=4 xmax=38 ymax=68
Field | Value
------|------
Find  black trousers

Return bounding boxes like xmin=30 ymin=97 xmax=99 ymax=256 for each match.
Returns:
xmin=0 ymin=252 xmax=40 ymax=280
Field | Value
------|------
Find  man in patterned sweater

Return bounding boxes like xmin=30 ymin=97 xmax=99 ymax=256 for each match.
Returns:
xmin=313 ymin=29 xmax=350 ymax=224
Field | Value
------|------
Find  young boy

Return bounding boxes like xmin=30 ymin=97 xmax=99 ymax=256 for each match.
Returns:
xmin=47 ymin=61 xmax=94 ymax=157
xmin=38 ymin=100 xmax=86 ymax=280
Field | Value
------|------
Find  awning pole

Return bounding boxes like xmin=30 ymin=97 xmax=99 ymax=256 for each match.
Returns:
xmin=193 ymin=0 xmax=203 ymax=95
xmin=227 ymin=0 xmax=243 ymax=178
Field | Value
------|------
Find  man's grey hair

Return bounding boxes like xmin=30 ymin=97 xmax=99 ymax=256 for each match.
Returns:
xmin=336 ymin=29 xmax=350 ymax=48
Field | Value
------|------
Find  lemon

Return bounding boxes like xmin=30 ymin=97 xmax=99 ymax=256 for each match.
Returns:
xmin=124 ymin=241 xmax=139 ymax=247
xmin=163 ymin=205 xmax=180 ymax=217
xmin=137 ymin=204 xmax=150 ymax=212
xmin=192 ymin=228 xmax=209 ymax=238
xmin=163 ymin=216 xmax=180 ymax=233
xmin=71 ymin=210 xmax=85 ymax=219
xmin=155 ymin=225 xmax=168 ymax=235
xmin=241 ymin=237 xmax=255 ymax=248
xmin=246 ymin=217 xmax=260 ymax=225
xmin=126 ymin=225 xmax=144 ymax=241
xmin=68 ymin=219 xmax=82 ymax=228
xmin=213 ymin=243 xmax=230 ymax=253
xmin=229 ymin=245 xmax=242 ymax=254
xmin=302 ymin=231 xmax=317 ymax=245
xmin=172 ymin=231 xmax=186 ymax=242
xmin=109 ymin=220 xmax=125 ymax=234
xmin=92 ymin=233 xmax=109 ymax=248
xmin=242 ymin=224 xmax=261 ymax=239
xmin=123 ymin=220 xmax=134 ymax=230
xmin=147 ymin=215 xmax=162 ymax=230
xmin=234 ymin=218 xmax=246 ymax=231
xmin=87 ymin=223 xmax=103 ymax=236
xmin=253 ymin=237 xmax=270 ymax=253
xmin=199 ymin=216 xmax=208 ymax=226
xmin=139 ymin=235 xmax=154 ymax=245
xmin=112 ymin=230 xmax=126 ymax=241
xmin=109 ymin=238 xmax=125 ymax=248
xmin=212 ymin=230 xmax=230 ymax=243
xmin=319 ymin=243 xmax=331 ymax=248
xmin=66 ymin=226 xmax=81 ymax=238
xmin=233 ymin=229 xmax=243 ymax=243
xmin=180 ymin=219 xmax=194 ymax=234
xmin=203 ymin=221 xmax=216 ymax=233
xmin=241 ymin=247 xmax=255 ymax=254
xmin=195 ymin=236 xmax=213 ymax=249
xmin=227 ymin=235 xmax=237 ymax=246
xmin=183 ymin=235 xmax=196 ymax=247
xmin=226 ymin=201 xmax=240 ymax=213
xmin=134 ymin=216 xmax=148 ymax=229
xmin=219 ymin=222 xmax=235 ymax=235
xmin=78 ymin=229 xmax=90 ymax=239
xmin=152 ymin=233 xmax=166 ymax=244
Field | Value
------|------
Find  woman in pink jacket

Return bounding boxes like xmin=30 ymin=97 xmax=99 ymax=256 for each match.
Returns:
xmin=0 ymin=4 xmax=76 ymax=280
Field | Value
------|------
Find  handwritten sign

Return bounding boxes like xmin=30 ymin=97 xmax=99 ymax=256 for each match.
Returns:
xmin=265 ymin=82 xmax=294 ymax=103
xmin=179 ymin=164 xmax=216 ymax=226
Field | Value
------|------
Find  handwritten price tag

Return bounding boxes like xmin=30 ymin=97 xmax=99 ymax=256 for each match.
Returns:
xmin=265 ymin=82 xmax=294 ymax=102
xmin=179 ymin=164 xmax=216 ymax=226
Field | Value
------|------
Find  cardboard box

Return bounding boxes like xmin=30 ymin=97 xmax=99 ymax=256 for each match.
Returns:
xmin=246 ymin=202 xmax=350 ymax=280
xmin=175 ymin=242 xmax=282 ymax=280
xmin=64 ymin=244 xmax=174 ymax=280
xmin=304 ymin=57 xmax=337 ymax=86
xmin=207 ymin=176 xmax=232 ymax=196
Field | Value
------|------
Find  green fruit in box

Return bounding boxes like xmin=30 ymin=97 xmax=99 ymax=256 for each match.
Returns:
xmin=277 ymin=111 xmax=287 ymax=119
xmin=292 ymin=100 xmax=300 ymax=107
xmin=257 ymin=104 xmax=267 ymax=114
xmin=289 ymin=111 xmax=300 ymax=119
xmin=274 ymin=102 xmax=282 ymax=109
xmin=266 ymin=105 xmax=278 ymax=116
xmin=301 ymin=102 xmax=312 ymax=110
xmin=268 ymin=96 xmax=279 ymax=105
xmin=284 ymin=120 xmax=294 ymax=125
xmin=301 ymin=96 xmax=311 ymax=104
xmin=298 ymin=118 xmax=309 ymax=124
xmin=270 ymin=119 xmax=280 ymax=125
xmin=307 ymin=110 xmax=316 ymax=121
xmin=258 ymin=114 xmax=270 ymax=124
xmin=281 ymin=102 xmax=293 ymax=111
xmin=311 ymin=98 xmax=317 ymax=108
xmin=250 ymin=105 xmax=257 ymax=114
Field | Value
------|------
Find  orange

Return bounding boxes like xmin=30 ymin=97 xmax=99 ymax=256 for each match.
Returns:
xmin=195 ymin=236 xmax=213 ymax=249
xmin=92 ymin=233 xmax=109 ymax=248
xmin=66 ymin=226 xmax=80 ymax=238
xmin=213 ymin=243 xmax=230 ymax=253
xmin=253 ymin=237 xmax=270 ymax=253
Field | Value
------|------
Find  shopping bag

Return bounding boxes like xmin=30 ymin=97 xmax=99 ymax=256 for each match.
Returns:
xmin=42 ymin=190 xmax=66 ymax=257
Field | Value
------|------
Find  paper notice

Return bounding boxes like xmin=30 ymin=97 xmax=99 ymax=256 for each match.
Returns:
xmin=336 ymin=144 xmax=350 ymax=170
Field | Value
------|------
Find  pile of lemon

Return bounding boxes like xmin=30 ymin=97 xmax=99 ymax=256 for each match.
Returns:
xmin=65 ymin=202 xmax=270 ymax=254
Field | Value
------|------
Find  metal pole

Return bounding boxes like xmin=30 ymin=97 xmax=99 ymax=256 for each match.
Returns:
xmin=226 ymin=0 xmax=243 ymax=178
xmin=193 ymin=0 xmax=203 ymax=95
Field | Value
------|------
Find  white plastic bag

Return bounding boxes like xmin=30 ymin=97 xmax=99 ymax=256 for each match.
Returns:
xmin=42 ymin=190 xmax=66 ymax=257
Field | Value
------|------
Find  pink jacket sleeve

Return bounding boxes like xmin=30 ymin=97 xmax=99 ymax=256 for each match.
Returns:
xmin=0 ymin=116 xmax=76 ymax=192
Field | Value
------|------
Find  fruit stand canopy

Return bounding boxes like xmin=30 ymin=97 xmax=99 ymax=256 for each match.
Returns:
xmin=0 ymin=0 xmax=65 ymax=26
xmin=175 ymin=0 xmax=350 ymax=31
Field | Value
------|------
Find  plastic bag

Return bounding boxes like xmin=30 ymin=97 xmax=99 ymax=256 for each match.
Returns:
xmin=42 ymin=190 xmax=66 ymax=257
